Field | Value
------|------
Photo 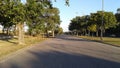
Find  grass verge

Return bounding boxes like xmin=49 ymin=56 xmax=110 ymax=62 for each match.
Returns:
xmin=80 ymin=36 xmax=120 ymax=47
xmin=0 ymin=36 xmax=47 ymax=59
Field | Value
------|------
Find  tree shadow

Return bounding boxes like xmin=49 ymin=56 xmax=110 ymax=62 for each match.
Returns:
xmin=48 ymin=43 xmax=120 ymax=57
xmin=0 ymin=35 xmax=18 ymax=44
xmin=1 ymin=39 xmax=18 ymax=44
xmin=26 ymin=51 xmax=120 ymax=68
xmin=1 ymin=50 xmax=120 ymax=68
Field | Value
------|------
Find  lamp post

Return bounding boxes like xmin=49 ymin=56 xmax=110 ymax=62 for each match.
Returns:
xmin=100 ymin=0 xmax=104 ymax=40
xmin=102 ymin=0 xmax=104 ymax=27
xmin=76 ymin=12 xmax=79 ymax=36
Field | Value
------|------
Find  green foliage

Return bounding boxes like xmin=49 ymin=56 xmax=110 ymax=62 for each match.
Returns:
xmin=0 ymin=0 xmax=62 ymax=44
xmin=115 ymin=13 xmax=120 ymax=23
xmin=69 ymin=11 xmax=117 ymax=37
xmin=88 ymin=24 xmax=97 ymax=32
xmin=90 ymin=11 xmax=117 ymax=29
xmin=106 ymin=9 xmax=120 ymax=36
xmin=25 ymin=0 xmax=45 ymax=36
xmin=69 ymin=15 xmax=90 ymax=35
xmin=25 ymin=0 xmax=60 ymax=36
xmin=0 ymin=0 xmax=15 ymax=34
xmin=43 ymin=7 xmax=60 ymax=37
xmin=55 ymin=26 xmax=63 ymax=35
xmin=13 ymin=2 xmax=25 ymax=23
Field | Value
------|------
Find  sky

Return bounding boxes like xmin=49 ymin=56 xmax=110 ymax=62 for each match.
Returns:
xmin=52 ymin=0 xmax=120 ymax=32
xmin=22 ymin=0 xmax=120 ymax=32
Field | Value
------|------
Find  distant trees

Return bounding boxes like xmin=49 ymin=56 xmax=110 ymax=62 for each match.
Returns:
xmin=44 ymin=7 xmax=60 ymax=37
xmin=69 ymin=11 xmax=117 ymax=38
xmin=69 ymin=16 xmax=80 ymax=35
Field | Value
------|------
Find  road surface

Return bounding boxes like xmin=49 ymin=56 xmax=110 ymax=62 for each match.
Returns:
xmin=0 ymin=35 xmax=120 ymax=68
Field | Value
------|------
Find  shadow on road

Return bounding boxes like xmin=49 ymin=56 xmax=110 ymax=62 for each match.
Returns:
xmin=1 ymin=50 xmax=120 ymax=68
xmin=22 ymin=51 xmax=120 ymax=68
xmin=0 ymin=34 xmax=120 ymax=68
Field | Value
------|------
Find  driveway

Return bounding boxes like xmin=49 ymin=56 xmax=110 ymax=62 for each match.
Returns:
xmin=0 ymin=35 xmax=120 ymax=68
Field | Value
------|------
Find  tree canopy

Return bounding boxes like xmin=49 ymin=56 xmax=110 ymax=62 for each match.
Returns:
xmin=0 ymin=0 xmax=62 ymax=44
xmin=69 ymin=11 xmax=117 ymax=37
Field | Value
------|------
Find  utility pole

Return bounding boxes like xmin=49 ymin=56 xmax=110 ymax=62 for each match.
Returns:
xmin=100 ymin=0 xmax=104 ymax=40
xmin=76 ymin=12 xmax=79 ymax=36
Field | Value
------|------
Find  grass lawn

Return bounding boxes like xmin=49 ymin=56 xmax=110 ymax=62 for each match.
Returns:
xmin=0 ymin=36 xmax=47 ymax=59
xmin=80 ymin=36 xmax=120 ymax=47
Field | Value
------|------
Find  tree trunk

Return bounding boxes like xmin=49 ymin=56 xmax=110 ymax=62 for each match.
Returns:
xmin=46 ymin=29 xmax=49 ymax=38
xmin=96 ymin=26 xmax=99 ymax=37
xmin=2 ymin=27 xmax=5 ymax=34
xmin=22 ymin=24 xmax=24 ymax=44
xmin=85 ymin=30 xmax=87 ymax=36
xmin=100 ymin=27 xmax=103 ymax=41
xmin=52 ymin=30 xmax=55 ymax=37
xmin=17 ymin=23 xmax=24 ymax=45
xmin=13 ymin=25 xmax=19 ymax=36
xmin=88 ymin=30 xmax=90 ymax=36
xmin=103 ymin=29 xmax=105 ymax=36
xmin=6 ymin=27 xmax=9 ymax=35
xmin=76 ymin=31 xmax=78 ymax=36
xmin=92 ymin=32 xmax=94 ymax=37
xmin=96 ymin=30 xmax=98 ymax=37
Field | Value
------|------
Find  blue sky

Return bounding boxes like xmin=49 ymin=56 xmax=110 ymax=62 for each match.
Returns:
xmin=22 ymin=0 xmax=120 ymax=32
xmin=52 ymin=0 xmax=120 ymax=32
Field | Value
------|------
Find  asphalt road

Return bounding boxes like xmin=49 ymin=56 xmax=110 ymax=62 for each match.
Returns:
xmin=0 ymin=35 xmax=120 ymax=68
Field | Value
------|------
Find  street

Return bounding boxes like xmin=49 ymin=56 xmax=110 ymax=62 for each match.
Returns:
xmin=0 ymin=35 xmax=120 ymax=68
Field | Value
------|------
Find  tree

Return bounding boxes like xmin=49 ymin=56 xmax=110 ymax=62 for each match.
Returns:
xmin=69 ymin=11 xmax=117 ymax=38
xmin=69 ymin=17 xmax=79 ymax=35
xmin=25 ymin=0 xmax=46 ymax=36
xmin=115 ymin=8 xmax=120 ymax=36
xmin=89 ymin=11 xmax=117 ymax=39
xmin=106 ymin=8 xmax=120 ymax=36
xmin=55 ymin=26 xmax=63 ymax=35
xmin=87 ymin=24 xmax=97 ymax=36
xmin=11 ymin=0 xmax=26 ymax=44
xmin=26 ymin=0 xmax=60 ymax=37
xmin=0 ymin=0 xmax=26 ymax=44
xmin=69 ymin=16 xmax=90 ymax=36
xmin=0 ymin=0 xmax=66 ymax=44
xmin=44 ymin=7 xmax=60 ymax=37
xmin=0 ymin=0 xmax=15 ymax=34
xmin=115 ymin=8 xmax=120 ymax=23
